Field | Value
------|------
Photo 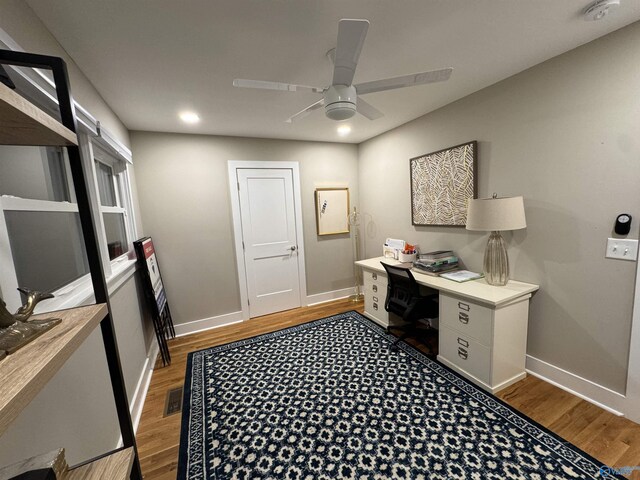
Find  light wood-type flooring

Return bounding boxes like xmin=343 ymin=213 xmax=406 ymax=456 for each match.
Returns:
xmin=136 ymin=299 xmax=640 ymax=479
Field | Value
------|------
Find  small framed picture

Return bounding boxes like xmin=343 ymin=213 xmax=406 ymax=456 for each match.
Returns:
xmin=315 ymin=187 xmax=350 ymax=235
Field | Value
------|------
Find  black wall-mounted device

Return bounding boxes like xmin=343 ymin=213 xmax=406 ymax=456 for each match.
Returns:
xmin=615 ymin=213 xmax=632 ymax=235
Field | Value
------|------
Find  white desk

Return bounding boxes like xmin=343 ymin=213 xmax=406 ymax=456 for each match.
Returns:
xmin=355 ymin=257 xmax=539 ymax=393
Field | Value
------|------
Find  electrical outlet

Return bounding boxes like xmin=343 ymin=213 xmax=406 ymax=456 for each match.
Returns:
xmin=606 ymin=238 xmax=638 ymax=261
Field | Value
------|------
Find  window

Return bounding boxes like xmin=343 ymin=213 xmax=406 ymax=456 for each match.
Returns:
xmin=0 ymin=145 xmax=90 ymax=308
xmin=0 ymin=139 xmax=137 ymax=312
xmin=0 ymin=50 xmax=137 ymax=312
xmin=93 ymin=148 xmax=131 ymax=261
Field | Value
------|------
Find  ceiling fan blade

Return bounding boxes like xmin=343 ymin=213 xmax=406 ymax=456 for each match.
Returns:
xmin=355 ymin=67 xmax=453 ymax=95
xmin=332 ymin=19 xmax=369 ymax=86
xmin=233 ymin=78 xmax=324 ymax=93
xmin=285 ymin=99 xmax=325 ymax=123
xmin=356 ymin=97 xmax=384 ymax=120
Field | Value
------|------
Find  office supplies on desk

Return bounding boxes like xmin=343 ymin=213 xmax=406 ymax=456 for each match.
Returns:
xmin=419 ymin=250 xmax=454 ymax=260
xmin=398 ymin=243 xmax=417 ymax=263
xmin=414 ymin=251 xmax=460 ymax=275
xmin=383 ymin=238 xmax=406 ymax=259
xmin=440 ymin=270 xmax=484 ymax=282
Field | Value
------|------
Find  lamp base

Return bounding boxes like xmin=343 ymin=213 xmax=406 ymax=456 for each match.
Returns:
xmin=483 ymin=231 xmax=509 ymax=286
xmin=349 ymin=293 xmax=364 ymax=302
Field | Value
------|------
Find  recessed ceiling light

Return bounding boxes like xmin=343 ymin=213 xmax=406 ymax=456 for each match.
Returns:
xmin=337 ymin=124 xmax=351 ymax=136
xmin=179 ymin=111 xmax=200 ymax=124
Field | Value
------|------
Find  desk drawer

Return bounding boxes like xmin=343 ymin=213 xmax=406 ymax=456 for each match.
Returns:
xmin=363 ymin=269 xmax=387 ymax=295
xmin=440 ymin=293 xmax=493 ymax=346
xmin=439 ymin=325 xmax=491 ymax=384
xmin=364 ymin=289 xmax=389 ymax=326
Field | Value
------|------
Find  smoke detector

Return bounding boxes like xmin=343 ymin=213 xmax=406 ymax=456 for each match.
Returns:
xmin=584 ymin=0 xmax=620 ymax=21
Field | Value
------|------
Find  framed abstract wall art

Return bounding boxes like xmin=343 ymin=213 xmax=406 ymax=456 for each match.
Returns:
xmin=410 ymin=141 xmax=477 ymax=226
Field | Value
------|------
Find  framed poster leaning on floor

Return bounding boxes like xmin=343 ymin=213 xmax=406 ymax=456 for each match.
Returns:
xmin=134 ymin=237 xmax=175 ymax=366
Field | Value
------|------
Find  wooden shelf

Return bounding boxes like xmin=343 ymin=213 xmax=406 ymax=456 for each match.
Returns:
xmin=0 ymin=304 xmax=107 ymax=436
xmin=0 ymin=82 xmax=77 ymax=146
xmin=65 ymin=448 xmax=134 ymax=480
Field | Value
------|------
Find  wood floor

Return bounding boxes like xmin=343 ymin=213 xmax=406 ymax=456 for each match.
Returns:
xmin=136 ymin=299 xmax=640 ymax=479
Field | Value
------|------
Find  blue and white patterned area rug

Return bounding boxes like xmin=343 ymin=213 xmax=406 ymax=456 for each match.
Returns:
xmin=177 ymin=311 xmax=621 ymax=480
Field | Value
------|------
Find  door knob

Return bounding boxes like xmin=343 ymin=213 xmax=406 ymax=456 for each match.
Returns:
xmin=289 ymin=246 xmax=297 ymax=251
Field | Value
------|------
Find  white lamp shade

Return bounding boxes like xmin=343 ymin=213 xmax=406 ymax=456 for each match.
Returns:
xmin=466 ymin=196 xmax=526 ymax=231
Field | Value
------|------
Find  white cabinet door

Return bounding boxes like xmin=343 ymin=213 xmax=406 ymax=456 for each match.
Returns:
xmin=237 ymin=168 xmax=301 ymax=317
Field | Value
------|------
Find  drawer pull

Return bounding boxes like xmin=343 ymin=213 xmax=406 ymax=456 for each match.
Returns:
xmin=457 ymin=337 xmax=469 ymax=348
xmin=372 ymin=273 xmax=377 ymax=280
xmin=373 ymin=296 xmax=378 ymax=302
xmin=372 ymin=285 xmax=378 ymax=292
xmin=459 ymin=312 xmax=469 ymax=324
xmin=458 ymin=301 xmax=470 ymax=311
xmin=373 ymin=302 xmax=378 ymax=311
xmin=458 ymin=347 xmax=468 ymax=360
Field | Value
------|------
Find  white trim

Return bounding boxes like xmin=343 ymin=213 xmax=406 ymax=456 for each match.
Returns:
xmin=438 ymin=355 xmax=526 ymax=395
xmin=174 ymin=285 xmax=363 ymax=338
xmin=131 ymin=337 xmax=159 ymax=433
xmin=106 ymin=259 xmax=138 ymax=295
xmin=0 ymin=196 xmax=21 ymax=309
xmin=227 ymin=161 xmax=308 ymax=320
xmin=32 ymin=261 xmax=138 ymax=314
xmin=0 ymin=27 xmax=131 ymax=161
xmin=525 ymin=354 xmax=625 ymax=416
xmin=123 ymin=164 xmax=139 ymax=241
xmin=306 ymin=287 xmax=356 ymax=306
xmin=0 ymin=27 xmax=98 ymax=136
xmin=0 ymin=196 xmax=78 ymax=212
xmin=96 ymin=122 xmax=133 ymax=164
xmin=174 ymin=311 xmax=244 ymax=337
xmin=79 ymin=134 xmax=113 ymax=277
xmin=624 ymin=258 xmax=640 ymax=423
xmin=101 ymin=206 xmax=126 ymax=214
xmin=227 ymin=165 xmax=249 ymax=319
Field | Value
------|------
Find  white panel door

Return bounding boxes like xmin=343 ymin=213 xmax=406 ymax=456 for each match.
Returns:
xmin=237 ymin=168 xmax=301 ymax=317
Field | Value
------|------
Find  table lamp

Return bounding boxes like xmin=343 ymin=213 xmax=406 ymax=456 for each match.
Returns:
xmin=466 ymin=194 xmax=526 ymax=286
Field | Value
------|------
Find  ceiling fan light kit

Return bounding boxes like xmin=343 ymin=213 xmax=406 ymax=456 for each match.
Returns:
xmin=233 ymin=18 xmax=452 ymax=123
xmin=324 ymin=85 xmax=357 ymax=120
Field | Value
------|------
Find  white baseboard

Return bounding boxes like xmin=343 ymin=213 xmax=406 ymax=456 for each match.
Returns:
xmin=306 ymin=287 xmax=356 ymax=306
xmin=131 ymin=337 xmax=159 ymax=433
xmin=525 ymin=355 xmax=626 ymax=416
xmin=174 ymin=311 xmax=244 ymax=337
xmin=173 ymin=287 xmax=360 ymax=339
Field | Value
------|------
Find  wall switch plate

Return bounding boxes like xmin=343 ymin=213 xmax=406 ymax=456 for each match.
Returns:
xmin=606 ymin=238 xmax=638 ymax=261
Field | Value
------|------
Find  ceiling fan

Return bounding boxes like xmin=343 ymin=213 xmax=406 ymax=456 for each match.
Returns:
xmin=233 ymin=19 xmax=453 ymax=123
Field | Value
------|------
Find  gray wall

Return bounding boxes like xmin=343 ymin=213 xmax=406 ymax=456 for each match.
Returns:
xmin=131 ymin=132 xmax=359 ymax=325
xmin=0 ymin=272 xmax=153 ymax=465
xmin=358 ymin=22 xmax=640 ymax=393
xmin=110 ymin=272 xmax=156 ymax=404
xmin=0 ymin=1 xmax=153 ymax=467
xmin=0 ymin=330 xmax=119 ymax=467
xmin=0 ymin=0 xmax=130 ymax=147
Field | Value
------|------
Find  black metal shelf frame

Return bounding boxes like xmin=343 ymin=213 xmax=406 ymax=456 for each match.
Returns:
xmin=0 ymin=49 xmax=142 ymax=480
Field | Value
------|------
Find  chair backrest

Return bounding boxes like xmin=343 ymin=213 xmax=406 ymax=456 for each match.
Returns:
xmin=381 ymin=263 xmax=421 ymax=317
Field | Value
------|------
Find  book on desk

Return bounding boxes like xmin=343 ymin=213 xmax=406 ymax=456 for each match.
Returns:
xmin=413 ymin=250 xmax=460 ymax=276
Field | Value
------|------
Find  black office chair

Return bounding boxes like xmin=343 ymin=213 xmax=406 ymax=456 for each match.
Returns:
xmin=381 ymin=262 xmax=439 ymax=351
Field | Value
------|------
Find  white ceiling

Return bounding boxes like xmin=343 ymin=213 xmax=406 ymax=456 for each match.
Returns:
xmin=26 ymin=0 xmax=640 ymax=144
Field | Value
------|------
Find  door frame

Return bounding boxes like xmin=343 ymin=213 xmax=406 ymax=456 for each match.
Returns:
xmin=228 ymin=161 xmax=308 ymax=320
xmin=624 ymin=254 xmax=640 ymax=422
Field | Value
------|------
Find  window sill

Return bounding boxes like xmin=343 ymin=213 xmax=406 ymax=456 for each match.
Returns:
xmin=33 ymin=258 xmax=138 ymax=314
xmin=107 ymin=257 xmax=138 ymax=295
